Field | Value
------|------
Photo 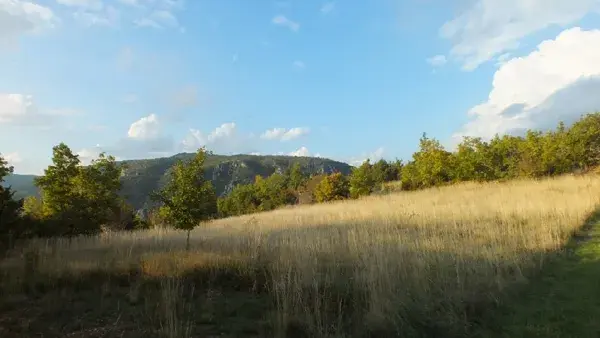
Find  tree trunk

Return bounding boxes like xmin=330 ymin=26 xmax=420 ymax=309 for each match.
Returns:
xmin=186 ymin=230 xmax=191 ymax=251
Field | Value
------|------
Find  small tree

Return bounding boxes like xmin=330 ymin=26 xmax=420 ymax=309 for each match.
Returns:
xmin=74 ymin=153 xmax=123 ymax=231
xmin=314 ymin=172 xmax=349 ymax=203
xmin=153 ymin=148 xmax=218 ymax=249
xmin=287 ymin=162 xmax=307 ymax=191
xmin=217 ymin=183 xmax=260 ymax=217
xmin=349 ymin=160 xmax=375 ymax=199
xmin=34 ymin=143 xmax=82 ymax=235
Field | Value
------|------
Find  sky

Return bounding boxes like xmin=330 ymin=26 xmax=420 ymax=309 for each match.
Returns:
xmin=2 ymin=0 xmax=600 ymax=174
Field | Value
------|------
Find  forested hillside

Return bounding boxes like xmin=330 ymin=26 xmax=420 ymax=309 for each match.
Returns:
xmin=3 ymin=153 xmax=353 ymax=210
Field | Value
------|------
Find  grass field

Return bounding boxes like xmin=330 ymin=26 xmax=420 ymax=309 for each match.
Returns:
xmin=1 ymin=175 xmax=600 ymax=337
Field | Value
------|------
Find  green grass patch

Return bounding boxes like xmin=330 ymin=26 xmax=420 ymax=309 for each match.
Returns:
xmin=475 ymin=215 xmax=600 ymax=338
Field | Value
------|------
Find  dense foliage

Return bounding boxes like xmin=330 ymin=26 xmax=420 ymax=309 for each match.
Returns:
xmin=2 ymin=112 xmax=600 ymax=240
xmin=153 ymin=149 xmax=218 ymax=230
xmin=0 ymin=155 xmax=23 ymax=247
xmin=314 ymin=172 xmax=350 ymax=202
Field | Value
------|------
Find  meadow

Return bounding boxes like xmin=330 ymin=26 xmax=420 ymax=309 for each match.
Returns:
xmin=2 ymin=174 xmax=600 ymax=337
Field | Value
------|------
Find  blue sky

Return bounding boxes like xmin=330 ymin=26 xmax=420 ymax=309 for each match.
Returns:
xmin=2 ymin=0 xmax=600 ymax=174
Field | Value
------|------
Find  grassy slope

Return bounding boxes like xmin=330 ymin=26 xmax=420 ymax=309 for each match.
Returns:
xmin=477 ymin=211 xmax=600 ymax=338
xmin=2 ymin=176 xmax=600 ymax=337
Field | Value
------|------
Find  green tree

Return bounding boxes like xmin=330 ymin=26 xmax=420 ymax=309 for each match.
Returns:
xmin=349 ymin=160 xmax=375 ymax=199
xmin=153 ymin=148 xmax=218 ymax=249
xmin=390 ymin=159 xmax=404 ymax=181
xmin=541 ymin=121 xmax=574 ymax=175
xmin=0 ymin=155 xmax=23 ymax=246
xmin=517 ymin=130 xmax=546 ymax=178
xmin=287 ymin=162 xmax=307 ymax=191
xmin=314 ymin=172 xmax=349 ymax=202
xmin=452 ymin=136 xmax=496 ymax=182
xmin=566 ymin=113 xmax=600 ymax=170
xmin=217 ymin=183 xmax=260 ymax=217
xmin=406 ymin=134 xmax=454 ymax=189
xmin=371 ymin=159 xmax=399 ymax=187
xmin=74 ymin=153 xmax=123 ymax=230
xmin=34 ymin=143 xmax=82 ymax=235
xmin=487 ymin=134 xmax=523 ymax=179
xmin=254 ymin=173 xmax=297 ymax=211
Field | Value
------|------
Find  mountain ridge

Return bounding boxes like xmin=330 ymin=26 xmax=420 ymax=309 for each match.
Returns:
xmin=3 ymin=153 xmax=353 ymax=210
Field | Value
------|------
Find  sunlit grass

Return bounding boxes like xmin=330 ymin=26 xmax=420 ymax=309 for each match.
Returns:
xmin=2 ymin=174 xmax=600 ymax=337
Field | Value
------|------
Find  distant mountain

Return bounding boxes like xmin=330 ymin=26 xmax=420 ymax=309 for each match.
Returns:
xmin=2 ymin=153 xmax=353 ymax=210
xmin=2 ymin=174 xmax=39 ymax=200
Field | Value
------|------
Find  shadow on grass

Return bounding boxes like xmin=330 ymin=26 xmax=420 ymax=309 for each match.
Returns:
xmin=0 ymin=260 xmax=274 ymax=338
xmin=2 ymin=209 xmax=600 ymax=338
xmin=472 ymin=208 xmax=600 ymax=338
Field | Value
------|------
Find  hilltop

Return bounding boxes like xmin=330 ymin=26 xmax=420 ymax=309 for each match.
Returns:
xmin=2 ymin=153 xmax=352 ymax=210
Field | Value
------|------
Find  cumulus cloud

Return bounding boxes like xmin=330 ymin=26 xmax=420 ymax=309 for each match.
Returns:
xmin=52 ymin=0 xmax=185 ymax=30
xmin=0 ymin=93 xmax=35 ymax=123
xmin=0 ymin=93 xmax=74 ymax=127
xmin=134 ymin=9 xmax=182 ymax=30
xmin=181 ymin=122 xmax=243 ymax=153
xmin=0 ymin=0 xmax=56 ymax=45
xmin=80 ymin=114 xmax=174 ymax=161
xmin=2 ymin=152 xmax=22 ymax=165
xmin=128 ymin=113 xmax=160 ymax=140
xmin=260 ymin=127 xmax=310 ymax=141
xmin=76 ymin=144 xmax=104 ymax=165
xmin=320 ymin=2 xmax=335 ymax=14
xmin=289 ymin=146 xmax=310 ymax=157
xmin=347 ymin=147 xmax=384 ymax=166
xmin=56 ymin=0 xmax=103 ymax=11
xmin=72 ymin=5 xmax=120 ymax=27
xmin=272 ymin=15 xmax=299 ymax=32
xmin=454 ymin=27 xmax=600 ymax=141
xmin=440 ymin=0 xmax=600 ymax=70
xmin=427 ymin=55 xmax=447 ymax=67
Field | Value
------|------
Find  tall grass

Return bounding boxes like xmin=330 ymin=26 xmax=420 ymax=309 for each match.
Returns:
xmin=2 ymin=175 xmax=600 ymax=337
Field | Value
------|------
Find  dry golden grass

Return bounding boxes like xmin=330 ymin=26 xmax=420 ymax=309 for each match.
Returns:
xmin=3 ymin=174 xmax=600 ymax=337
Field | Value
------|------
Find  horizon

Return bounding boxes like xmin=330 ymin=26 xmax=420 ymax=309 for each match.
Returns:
xmin=3 ymin=1 xmax=600 ymax=175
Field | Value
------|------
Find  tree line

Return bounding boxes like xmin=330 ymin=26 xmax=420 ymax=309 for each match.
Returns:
xmin=1 ymin=112 xmax=600 ymax=247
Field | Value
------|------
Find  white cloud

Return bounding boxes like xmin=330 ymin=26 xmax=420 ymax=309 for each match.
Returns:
xmin=72 ymin=5 xmax=120 ymax=27
xmin=272 ymin=15 xmax=299 ymax=32
xmin=348 ymin=147 xmax=384 ymax=166
xmin=260 ymin=127 xmax=310 ymax=141
xmin=440 ymin=0 xmax=600 ymax=70
xmin=0 ymin=0 xmax=56 ymax=45
xmin=134 ymin=9 xmax=181 ymax=30
xmin=2 ymin=152 xmax=22 ymax=165
xmin=208 ymin=122 xmax=236 ymax=143
xmin=0 ymin=93 xmax=35 ymax=123
xmin=427 ymin=54 xmax=447 ymax=67
xmin=76 ymin=144 xmax=103 ymax=165
xmin=320 ymin=2 xmax=335 ymax=14
xmin=56 ymin=0 xmax=103 ymax=11
xmin=289 ymin=146 xmax=310 ymax=157
xmin=127 ymin=113 xmax=160 ymax=140
xmin=0 ymin=93 xmax=81 ymax=128
xmin=181 ymin=122 xmax=239 ymax=152
xmin=455 ymin=27 xmax=600 ymax=140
